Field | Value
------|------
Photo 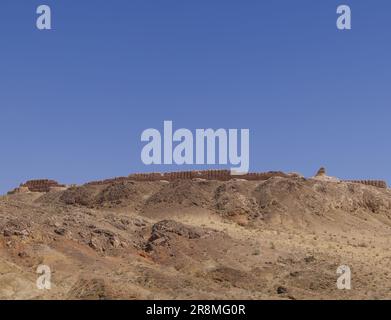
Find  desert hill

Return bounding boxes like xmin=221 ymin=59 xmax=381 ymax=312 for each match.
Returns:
xmin=1 ymin=171 xmax=391 ymax=299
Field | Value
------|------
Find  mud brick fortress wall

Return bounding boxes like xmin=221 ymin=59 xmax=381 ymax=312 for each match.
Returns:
xmin=343 ymin=180 xmax=387 ymax=189
xmin=139 ymin=170 xmax=291 ymax=182
xmin=86 ymin=170 xmax=388 ymax=190
xmin=86 ymin=170 xmax=291 ymax=185
xmin=19 ymin=180 xmax=66 ymax=193
xmin=8 ymin=172 xmax=388 ymax=193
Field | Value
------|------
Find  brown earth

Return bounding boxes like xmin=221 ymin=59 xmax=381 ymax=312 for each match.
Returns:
xmin=0 ymin=175 xmax=391 ymax=300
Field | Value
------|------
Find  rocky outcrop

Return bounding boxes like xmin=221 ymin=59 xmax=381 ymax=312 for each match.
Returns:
xmin=312 ymin=167 xmax=340 ymax=182
xmin=315 ymin=167 xmax=326 ymax=177
xmin=145 ymin=220 xmax=202 ymax=252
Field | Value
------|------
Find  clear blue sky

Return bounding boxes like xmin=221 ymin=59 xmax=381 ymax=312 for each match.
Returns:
xmin=1 ymin=1 xmax=390 ymax=194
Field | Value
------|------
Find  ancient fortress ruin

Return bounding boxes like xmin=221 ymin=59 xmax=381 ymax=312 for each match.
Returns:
xmin=7 ymin=169 xmax=388 ymax=194
xmin=87 ymin=169 xmax=388 ymax=189
xmin=8 ymin=179 xmax=67 ymax=194
xmin=86 ymin=170 xmax=291 ymax=185
xmin=342 ymin=180 xmax=387 ymax=189
xmin=313 ymin=167 xmax=387 ymax=189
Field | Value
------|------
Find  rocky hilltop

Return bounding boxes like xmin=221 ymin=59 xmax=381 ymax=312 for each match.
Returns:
xmin=0 ymin=169 xmax=390 ymax=299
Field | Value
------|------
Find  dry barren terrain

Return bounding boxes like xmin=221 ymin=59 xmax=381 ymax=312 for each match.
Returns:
xmin=1 ymin=174 xmax=391 ymax=299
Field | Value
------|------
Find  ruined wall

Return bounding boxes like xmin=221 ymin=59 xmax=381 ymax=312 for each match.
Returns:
xmin=21 ymin=180 xmax=66 ymax=193
xmin=8 ymin=173 xmax=388 ymax=194
xmin=343 ymin=180 xmax=388 ymax=189
xmin=86 ymin=170 xmax=290 ymax=185
xmin=85 ymin=171 xmax=388 ymax=190
xmin=85 ymin=177 xmax=130 ymax=186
